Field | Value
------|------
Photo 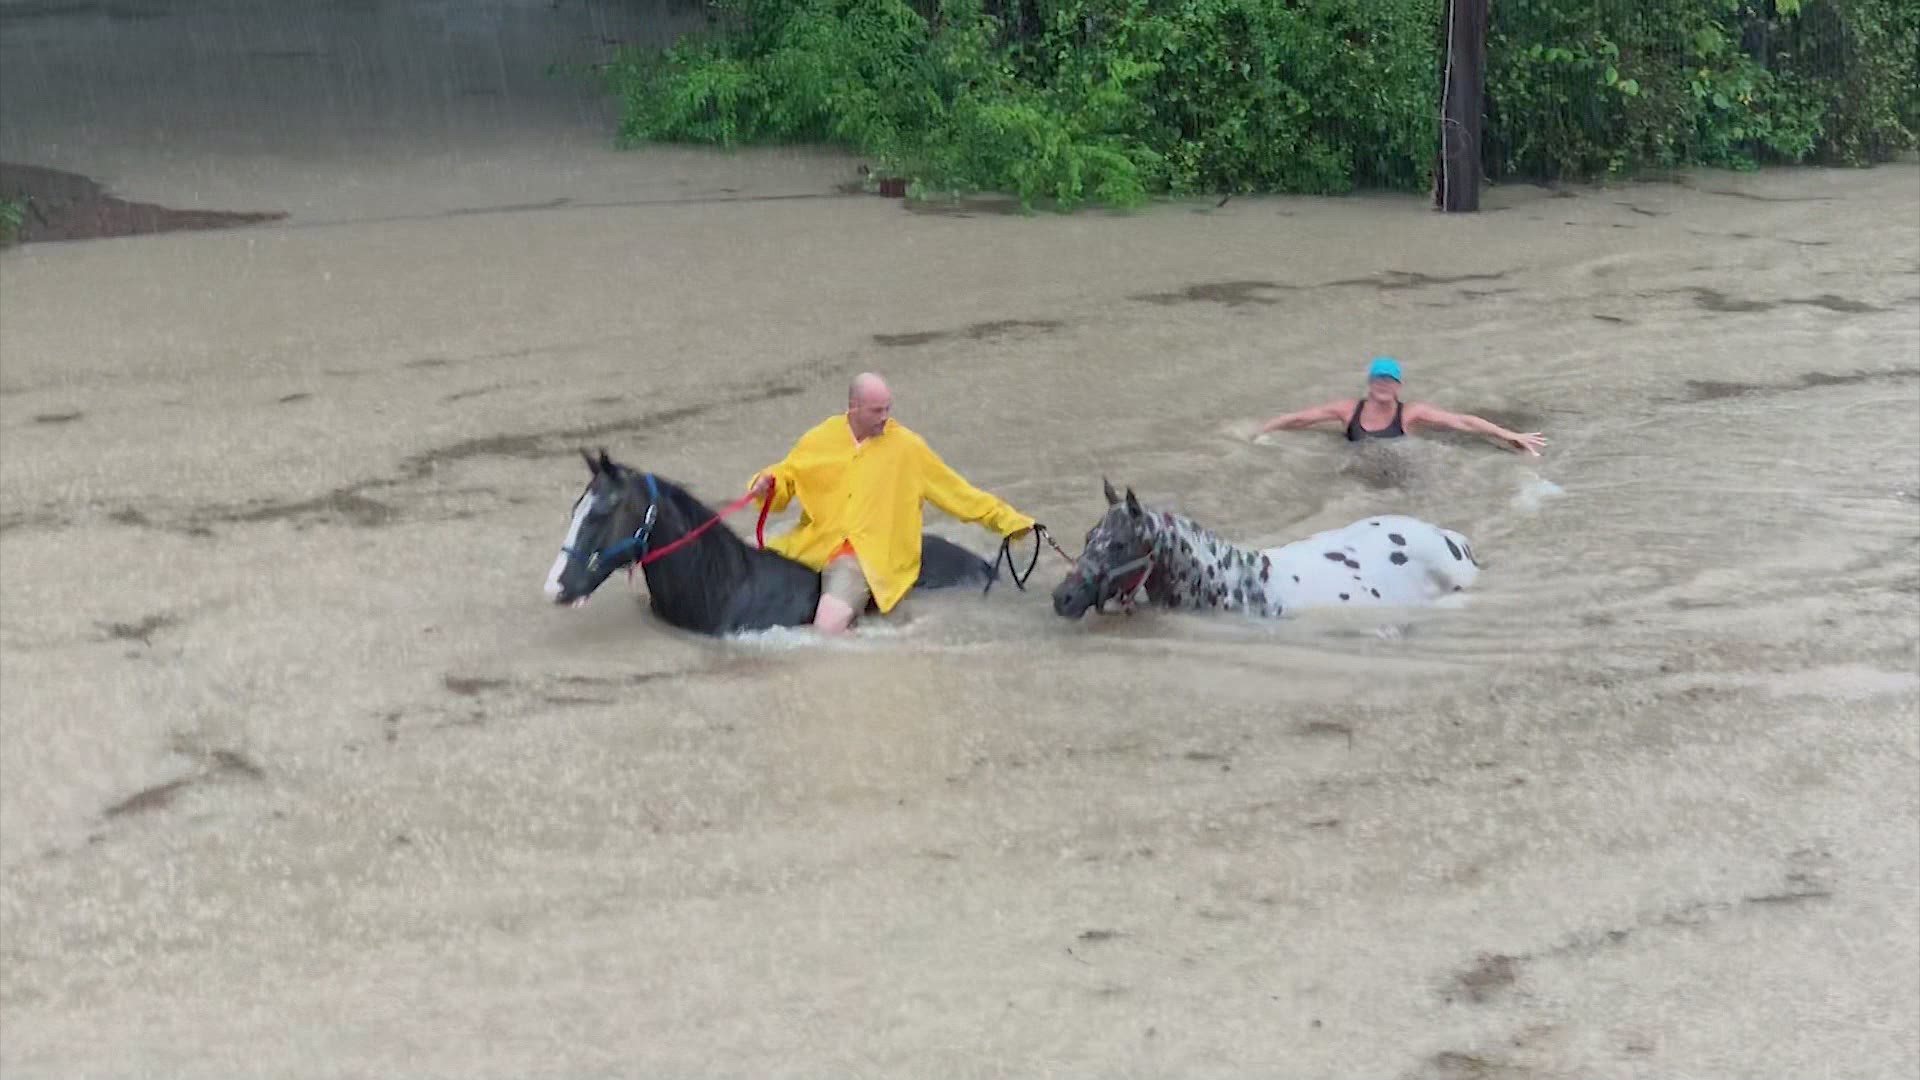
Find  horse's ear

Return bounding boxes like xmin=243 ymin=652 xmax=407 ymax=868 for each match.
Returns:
xmin=1124 ymin=487 xmax=1142 ymax=518
xmin=1103 ymin=477 xmax=1120 ymax=506
xmin=596 ymin=447 xmax=614 ymax=473
xmin=581 ymin=448 xmax=600 ymax=474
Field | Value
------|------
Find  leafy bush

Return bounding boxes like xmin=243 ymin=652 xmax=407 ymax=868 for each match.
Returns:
xmin=599 ymin=0 xmax=1440 ymax=208
xmin=594 ymin=0 xmax=1918 ymax=208
xmin=1484 ymin=0 xmax=1913 ymax=179
xmin=0 ymin=198 xmax=23 ymax=246
xmin=1766 ymin=0 xmax=1920 ymax=165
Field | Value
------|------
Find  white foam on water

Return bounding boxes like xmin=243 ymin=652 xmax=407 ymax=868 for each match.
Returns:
xmin=724 ymin=616 xmax=922 ymax=651
xmin=1511 ymin=474 xmax=1567 ymax=513
xmin=721 ymin=626 xmax=817 ymax=650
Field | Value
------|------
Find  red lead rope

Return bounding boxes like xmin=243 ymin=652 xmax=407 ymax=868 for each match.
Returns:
xmin=628 ymin=492 xmax=772 ymax=580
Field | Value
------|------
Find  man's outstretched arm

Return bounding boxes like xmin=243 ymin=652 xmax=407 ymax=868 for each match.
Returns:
xmin=919 ymin=443 xmax=1035 ymax=537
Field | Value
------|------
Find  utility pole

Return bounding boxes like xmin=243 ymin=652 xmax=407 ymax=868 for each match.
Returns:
xmin=1435 ymin=0 xmax=1486 ymax=212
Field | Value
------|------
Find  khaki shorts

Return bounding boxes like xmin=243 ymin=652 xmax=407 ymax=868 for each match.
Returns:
xmin=821 ymin=552 xmax=874 ymax=615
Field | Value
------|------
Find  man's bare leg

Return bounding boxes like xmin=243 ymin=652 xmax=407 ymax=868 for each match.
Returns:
xmin=816 ymin=554 xmax=870 ymax=636
xmin=813 ymin=592 xmax=857 ymax=635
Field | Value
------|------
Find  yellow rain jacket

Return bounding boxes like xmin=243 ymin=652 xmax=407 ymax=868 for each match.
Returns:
xmin=750 ymin=414 xmax=1035 ymax=613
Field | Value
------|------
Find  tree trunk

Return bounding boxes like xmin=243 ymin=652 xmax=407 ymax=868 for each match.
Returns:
xmin=1435 ymin=0 xmax=1486 ymax=212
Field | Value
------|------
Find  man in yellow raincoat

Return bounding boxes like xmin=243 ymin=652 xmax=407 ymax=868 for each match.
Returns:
xmin=749 ymin=372 xmax=1036 ymax=634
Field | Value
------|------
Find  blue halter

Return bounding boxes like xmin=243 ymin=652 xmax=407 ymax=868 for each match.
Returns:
xmin=569 ymin=472 xmax=660 ymax=573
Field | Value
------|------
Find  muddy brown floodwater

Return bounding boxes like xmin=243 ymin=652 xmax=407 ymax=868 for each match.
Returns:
xmin=2 ymin=2 xmax=1918 ymax=1078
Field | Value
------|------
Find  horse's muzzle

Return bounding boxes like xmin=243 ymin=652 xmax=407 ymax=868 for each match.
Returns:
xmin=1051 ymin=577 xmax=1094 ymax=619
xmin=549 ymin=578 xmax=594 ymax=607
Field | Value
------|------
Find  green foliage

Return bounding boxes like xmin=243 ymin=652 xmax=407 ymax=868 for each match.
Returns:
xmin=1130 ymin=0 xmax=1441 ymax=194
xmin=594 ymin=0 xmax=1918 ymax=208
xmin=1485 ymin=0 xmax=1915 ymax=179
xmin=0 ymin=198 xmax=23 ymax=246
xmin=598 ymin=0 xmax=1440 ymax=209
xmin=1767 ymin=0 xmax=1920 ymax=165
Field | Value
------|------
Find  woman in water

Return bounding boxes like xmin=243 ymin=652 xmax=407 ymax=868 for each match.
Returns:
xmin=1255 ymin=357 xmax=1548 ymax=455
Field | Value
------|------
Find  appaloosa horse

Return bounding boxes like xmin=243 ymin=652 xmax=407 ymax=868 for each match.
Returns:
xmin=545 ymin=450 xmax=997 ymax=635
xmin=1051 ymin=479 xmax=1479 ymax=620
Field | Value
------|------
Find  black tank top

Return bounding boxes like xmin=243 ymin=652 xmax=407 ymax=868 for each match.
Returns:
xmin=1345 ymin=399 xmax=1405 ymax=441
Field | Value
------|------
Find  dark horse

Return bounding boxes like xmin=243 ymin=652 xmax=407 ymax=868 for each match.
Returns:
xmin=544 ymin=449 xmax=999 ymax=635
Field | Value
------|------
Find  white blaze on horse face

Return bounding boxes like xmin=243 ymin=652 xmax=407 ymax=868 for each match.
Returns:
xmin=544 ymin=494 xmax=594 ymax=601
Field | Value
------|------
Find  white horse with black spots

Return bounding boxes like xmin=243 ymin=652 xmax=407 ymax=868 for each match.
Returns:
xmin=1050 ymin=479 xmax=1479 ymax=620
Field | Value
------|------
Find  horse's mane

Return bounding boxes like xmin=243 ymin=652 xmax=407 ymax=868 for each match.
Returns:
xmin=656 ymin=474 xmax=751 ymax=560
xmin=636 ymin=472 xmax=748 ymax=579
xmin=1137 ymin=502 xmax=1232 ymax=551
xmin=628 ymin=470 xmax=816 ymax=632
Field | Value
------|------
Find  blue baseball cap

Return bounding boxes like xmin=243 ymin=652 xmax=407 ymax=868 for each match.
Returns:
xmin=1367 ymin=356 xmax=1403 ymax=382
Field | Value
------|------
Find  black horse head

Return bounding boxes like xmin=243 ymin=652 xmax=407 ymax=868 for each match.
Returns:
xmin=1051 ymin=478 xmax=1156 ymax=619
xmin=543 ymin=448 xmax=662 ymax=606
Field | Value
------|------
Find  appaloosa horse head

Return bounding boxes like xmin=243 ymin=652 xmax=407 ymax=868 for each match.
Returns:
xmin=1050 ymin=478 xmax=1158 ymax=619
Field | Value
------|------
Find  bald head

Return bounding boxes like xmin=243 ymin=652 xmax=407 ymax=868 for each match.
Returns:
xmin=850 ymin=372 xmax=890 ymax=404
xmin=847 ymin=371 xmax=893 ymax=440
